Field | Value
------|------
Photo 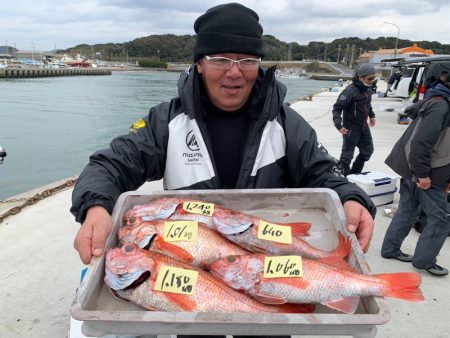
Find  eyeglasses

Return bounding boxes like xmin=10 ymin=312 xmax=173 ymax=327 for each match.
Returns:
xmin=204 ymin=55 xmax=261 ymax=70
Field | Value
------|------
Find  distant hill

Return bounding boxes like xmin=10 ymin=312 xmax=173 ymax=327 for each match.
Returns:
xmin=64 ymin=35 xmax=450 ymax=63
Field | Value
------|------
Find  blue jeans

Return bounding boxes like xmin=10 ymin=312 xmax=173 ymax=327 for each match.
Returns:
xmin=381 ymin=179 xmax=450 ymax=269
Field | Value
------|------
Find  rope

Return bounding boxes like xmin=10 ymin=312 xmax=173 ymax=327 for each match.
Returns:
xmin=0 ymin=179 xmax=76 ymax=223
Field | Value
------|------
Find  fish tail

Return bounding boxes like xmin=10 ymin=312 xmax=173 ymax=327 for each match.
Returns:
xmin=377 ymin=272 xmax=425 ymax=302
xmin=331 ymin=232 xmax=352 ymax=259
xmin=280 ymin=222 xmax=311 ymax=236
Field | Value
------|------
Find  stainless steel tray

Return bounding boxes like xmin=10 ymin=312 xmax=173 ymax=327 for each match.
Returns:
xmin=71 ymin=188 xmax=389 ymax=337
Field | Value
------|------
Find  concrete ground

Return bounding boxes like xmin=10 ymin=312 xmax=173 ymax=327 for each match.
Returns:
xmin=0 ymin=82 xmax=448 ymax=338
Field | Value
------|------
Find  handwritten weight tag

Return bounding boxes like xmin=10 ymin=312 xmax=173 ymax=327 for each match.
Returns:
xmin=163 ymin=221 xmax=198 ymax=242
xmin=154 ymin=265 xmax=199 ymax=295
xmin=182 ymin=201 xmax=215 ymax=216
xmin=263 ymin=255 xmax=304 ymax=278
xmin=257 ymin=221 xmax=292 ymax=244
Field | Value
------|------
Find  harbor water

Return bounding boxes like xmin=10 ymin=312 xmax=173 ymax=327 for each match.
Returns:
xmin=0 ymin=70 xmax=337 ymax=200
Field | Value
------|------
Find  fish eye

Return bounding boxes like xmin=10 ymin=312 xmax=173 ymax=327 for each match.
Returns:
xmin=227 ymin=255 xmax=236 ymax=263
xmin=129 ymin=216 xmax=136 ymax=223
xmin=124 ymin=244 xmax=134 ymax=253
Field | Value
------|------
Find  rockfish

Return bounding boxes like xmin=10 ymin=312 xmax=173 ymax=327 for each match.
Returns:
xmin=210 ymin=254 xmax=424 ymax=314
xmin=124 ymin=197 xmax=311 ymax=235
xmin=118 ymin=218 xmax=249 ymax=268
xmin=104 ymin=243 xmax=314 ymax=313
xmin=212 ymin=208 xmax=351 ymax=261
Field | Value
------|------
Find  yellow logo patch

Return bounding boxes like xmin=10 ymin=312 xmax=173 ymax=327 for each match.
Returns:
xmin=130 ymin=119 xmax=146 ymax=133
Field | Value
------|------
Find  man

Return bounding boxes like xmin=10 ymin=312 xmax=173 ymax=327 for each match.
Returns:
xmin=384 ymin=69 xmax=402 ymax=97
xmin=332 ymin=63 xmax=377 ymax=176
xmin=381 ymin=74 xmax=450 ymax=276
xmin=71 ymin=1 xmax=375 ymax=298
xmin=430 ymin=70 xmax=448 ymax=89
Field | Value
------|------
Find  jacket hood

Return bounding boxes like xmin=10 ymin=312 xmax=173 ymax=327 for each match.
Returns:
xmin=424 ymin=83 xmax=450 ymax=100
xmin=352 ymin=76 xmax=370 ymax=92
xmin=176 ymin=65 xmax=287 ymax=122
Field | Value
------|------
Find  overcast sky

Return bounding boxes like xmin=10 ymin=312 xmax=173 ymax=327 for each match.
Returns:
xmin=2 ymin=0 xmax=450 ymax=51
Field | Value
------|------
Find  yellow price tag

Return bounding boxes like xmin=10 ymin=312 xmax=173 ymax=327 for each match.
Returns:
xmin=263 ymin=255 xmax=303 ymax=278
xmin=257 ymin=221 xmax=292 ymax=244
xmin=182 ymin=201 xmax=215 ymax=216
xmin=154 ymin=265 xmax=199 ymax=295
xmin=163 ymin=221 xmax=198 ymax=242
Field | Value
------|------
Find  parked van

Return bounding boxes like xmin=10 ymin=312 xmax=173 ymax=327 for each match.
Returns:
xmin=382 ymin=55 xmax=450 ymax=101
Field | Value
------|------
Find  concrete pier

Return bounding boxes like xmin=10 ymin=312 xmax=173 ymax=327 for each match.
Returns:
xmin=0 ymin=67 xmax=111 ymax=78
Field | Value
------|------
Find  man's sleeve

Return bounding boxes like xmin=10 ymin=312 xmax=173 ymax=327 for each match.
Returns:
xmin=408 ymin=100 xmax=447 ymax=178
xmin=70 ymin=103 xmax=170 ymax=223
xmin=332 ymin=88 xmax=351 ymax=129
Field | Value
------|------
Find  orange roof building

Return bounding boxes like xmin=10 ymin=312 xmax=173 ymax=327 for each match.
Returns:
xmin=360 ymin=43 xmax=434 ymax=65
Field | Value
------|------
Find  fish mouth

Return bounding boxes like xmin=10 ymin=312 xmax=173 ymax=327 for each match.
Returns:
xmin=213 ymin=217 xmax=253 ymax=235
xmin=141 ymin=234 xmax=157 ymax=250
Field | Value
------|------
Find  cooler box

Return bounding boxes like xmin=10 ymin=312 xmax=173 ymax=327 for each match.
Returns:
xmin=347 ymin=171 xmax=398 ymax=206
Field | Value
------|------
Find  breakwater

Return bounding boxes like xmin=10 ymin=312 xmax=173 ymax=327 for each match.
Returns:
xmin=0 ymin=67 xmax=111 ymax=78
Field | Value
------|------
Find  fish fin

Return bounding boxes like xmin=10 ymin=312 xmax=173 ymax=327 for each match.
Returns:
xmin=278 ymin=222 xmax=311 ymax=236
xmin=324 ymin=297 xmax=360 ymax=314
xmin=331 ymin=232 xmax=352 ymax=259
xmin=246 ymin=243 xmax=269 ymax=253
xmin=253 ymin=292 xmax=288 ymax=305
xmin=153 ymin=237 xmax=194 ymax=263
xmin=316 ymin=256 xmax=358 ymax=272
xmin=276 ymin=303 xmax=316 ymax=313
xmin=377 ymin=272 xmax=424 ymax=302
xmin=163 ymin=292 xmax=198 ymax=311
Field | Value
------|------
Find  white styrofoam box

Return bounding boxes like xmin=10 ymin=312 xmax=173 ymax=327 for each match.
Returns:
xmin=347 ymin=171 xmax=399 ymax=206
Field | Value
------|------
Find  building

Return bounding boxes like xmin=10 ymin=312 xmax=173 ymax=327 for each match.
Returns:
xmin=360 ymin=43 xmax=434 ymax=68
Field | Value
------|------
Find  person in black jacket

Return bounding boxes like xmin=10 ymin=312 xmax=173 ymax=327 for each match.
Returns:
xmin=71 ymin=3 xmax=376 ymax=280
xmin=381 ymin=76 xmax=450 ymax=276
xmin=332 ymin=63 xmax=377 ymax=176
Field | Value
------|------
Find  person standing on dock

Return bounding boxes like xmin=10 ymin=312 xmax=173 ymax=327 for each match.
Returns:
xmin=70 ymin=3 xmax=377 ymax=296
xmin=332 ymin=63 xmax=377 ymax=176
xmin=381 ymin=74 xmax=450 ymax=276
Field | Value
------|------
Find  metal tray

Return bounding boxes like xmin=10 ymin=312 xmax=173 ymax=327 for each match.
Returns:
xmin=71 ymin=188 xmax=390 ymax=337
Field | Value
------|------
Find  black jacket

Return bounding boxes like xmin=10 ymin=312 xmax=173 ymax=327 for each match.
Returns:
xmin=385 ymin=84 xmax=450 ymax=188
xmin=332 ymin=78 xmax=376 ymax=130
xmin=71 ymin=66 xmax=376 ymax=223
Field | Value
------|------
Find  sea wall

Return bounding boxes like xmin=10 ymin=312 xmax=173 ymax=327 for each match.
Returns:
xmin=0 ymin=67 xmax=111 ymax=78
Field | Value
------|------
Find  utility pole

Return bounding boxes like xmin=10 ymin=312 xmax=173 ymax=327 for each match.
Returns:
xmin=345 ymin=44 xmax=350 ymax=65
xmin=337 ymin=44 xmax=341 ymax=63
xmin=324 ymin=45 xmax=327 ymax=62
xmin=350 ymin=44 xmax=355 ymax=68
xmin=287 ymin=43 xmax=292 ymax=61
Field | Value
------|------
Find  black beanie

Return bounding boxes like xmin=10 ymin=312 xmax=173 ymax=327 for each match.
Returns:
xmin=193 ymin=3 xmax=265 ymax=62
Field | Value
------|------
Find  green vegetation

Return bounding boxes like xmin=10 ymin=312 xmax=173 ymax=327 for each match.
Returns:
xmin=64 ymin=35 xmax=450 ymax=63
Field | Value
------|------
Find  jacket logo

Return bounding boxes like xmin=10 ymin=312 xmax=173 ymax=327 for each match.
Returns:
xmin=186 ymin=130 xmax=199 ymax=151
xmin=130 ymin=119 xmax=146 ymax=133
xmin=339 ymin=95 xmax=347 ymax=101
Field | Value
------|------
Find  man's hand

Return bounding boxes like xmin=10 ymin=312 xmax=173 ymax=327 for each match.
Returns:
xmin=343 ymin=200 xmax=374 ymax=253
xmin=339 ymin=127 xmax=349 ymax=135
xmin=416 ymin=177 xmax=432 ymax=190
xmin=369 ymin=118 xmax=376 ymax=127
xmin=74 ymin=205 xmax=113 ymax=264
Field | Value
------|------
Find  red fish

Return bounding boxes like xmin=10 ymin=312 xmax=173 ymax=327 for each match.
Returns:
xmin=210 ymin=253 xmax=425 ymax=314
xmin=104 ymin=244 xmax=314 ymax=313
xmin=124 ymin=197 xmax=311 ymax=235
xmin=212 ymin=208 xmax=351 ymax=261
xmin=118 ymin=218 xmax=249 ymax=268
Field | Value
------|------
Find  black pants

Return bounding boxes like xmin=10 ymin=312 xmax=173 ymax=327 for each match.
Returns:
xmin=339 ymin=127 xmax=374 ymax=175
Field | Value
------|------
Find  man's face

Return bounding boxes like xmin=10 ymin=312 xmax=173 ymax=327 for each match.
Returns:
xmin=196 ymin=53 xmax=259 ymax=112
xmin=359 ymin=74 xmax=377 ymax=87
